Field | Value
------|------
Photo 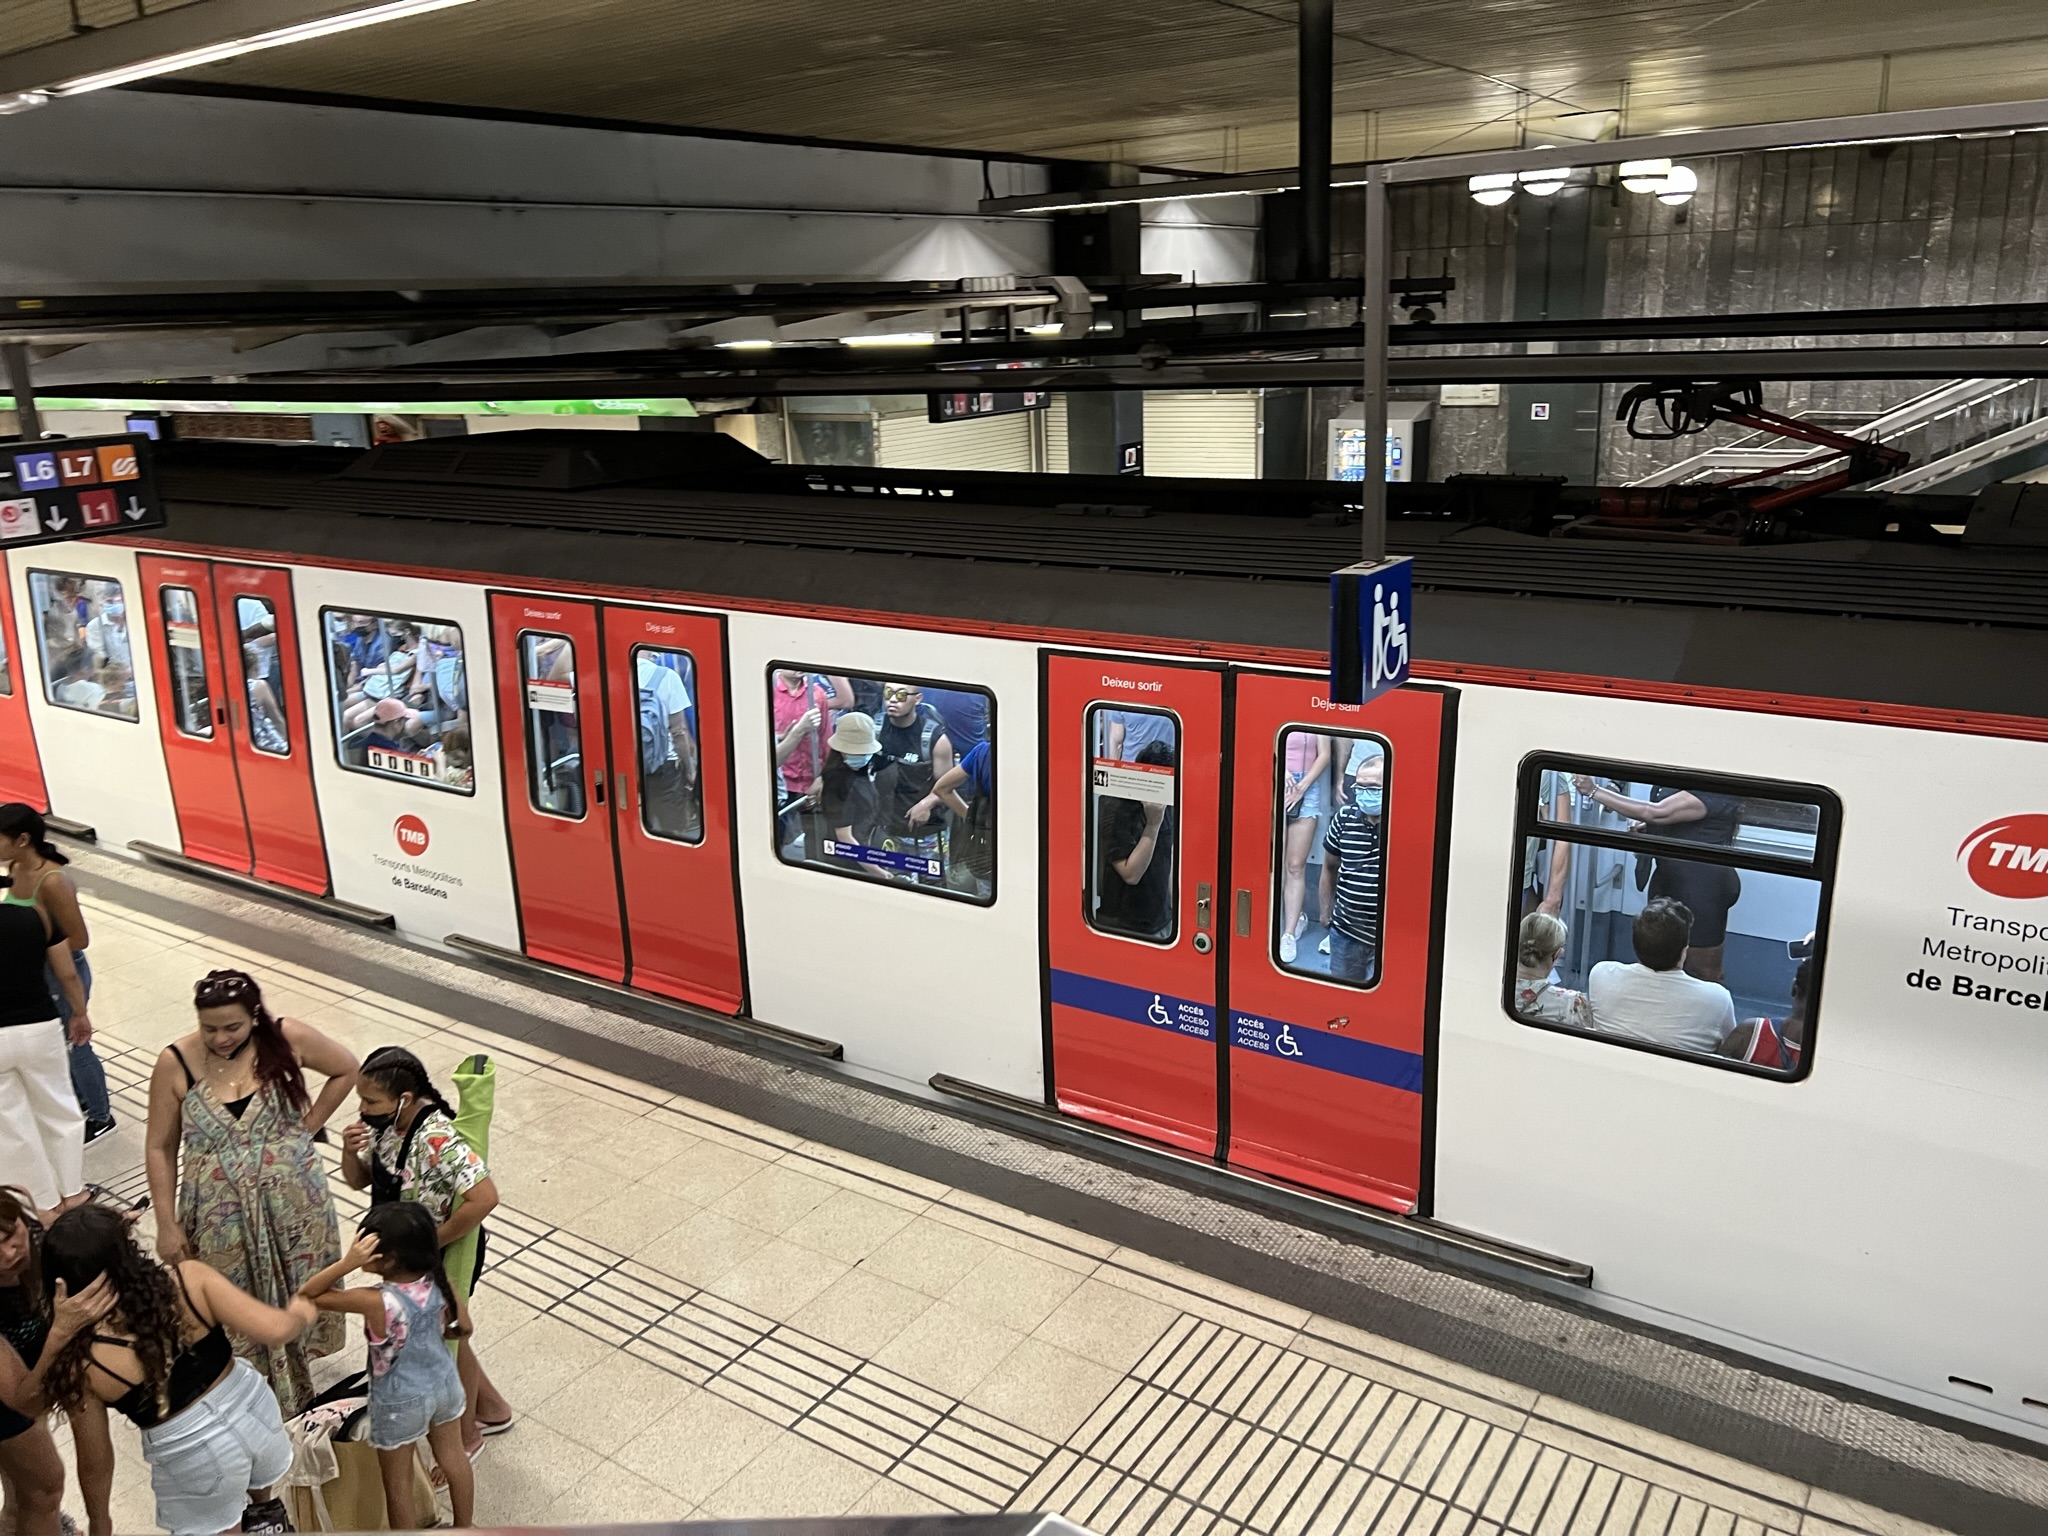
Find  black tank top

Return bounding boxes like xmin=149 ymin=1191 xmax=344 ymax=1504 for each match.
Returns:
xmin=0 ymin=903 xmax=56 ymax=1028
xmin=92 ymin=1267 xmax=233 ymax=1429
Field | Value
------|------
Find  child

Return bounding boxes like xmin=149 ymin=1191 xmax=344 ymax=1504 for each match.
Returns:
xmin=300 ymin=1203 xmax=474 ymax=1529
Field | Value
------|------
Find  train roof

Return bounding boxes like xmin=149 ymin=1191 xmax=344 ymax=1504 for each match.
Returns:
xmin=146 ymin=435 xmax=2048 ymax=721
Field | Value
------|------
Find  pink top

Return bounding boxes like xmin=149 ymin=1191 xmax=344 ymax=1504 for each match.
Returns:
xmin=1284 ymin=731 xmax=1323 ymax=779
xmin=772 ymin=675 xmax=825 ymax=795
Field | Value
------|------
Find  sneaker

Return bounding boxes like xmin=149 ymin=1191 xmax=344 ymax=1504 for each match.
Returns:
xmin=240 ymin=1497 xmax=293 ymax=1534
xmin=83 ymin=1116 xmax=117 ymax=1146
xmin=1318 ymin=934 xmax=1332 ymax=956
xmin=1278 ymin=932 xmax=1298 ymax=964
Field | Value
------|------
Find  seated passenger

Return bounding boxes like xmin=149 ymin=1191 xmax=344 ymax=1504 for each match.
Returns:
xmin=1588 ymin=898 xmax=1737 ymax=1052
xmin=1512 ymin=912 xmax=1592 ymax=1029
xmin=1720 ymin=948 xmax=1811 ymax=1072
xmin=1097 ymin=741 xmax=1176 ymax=940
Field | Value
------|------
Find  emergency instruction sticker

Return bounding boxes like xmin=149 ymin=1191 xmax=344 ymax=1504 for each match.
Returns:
xmin=525 ymin=679 xmax=575 ymax=714
xmin=1092 ymin=758 xmax=1176 ymax=805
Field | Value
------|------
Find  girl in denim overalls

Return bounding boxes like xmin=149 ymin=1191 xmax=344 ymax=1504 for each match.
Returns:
xmin=300 ymin=1202 xmax=474 ymax=1528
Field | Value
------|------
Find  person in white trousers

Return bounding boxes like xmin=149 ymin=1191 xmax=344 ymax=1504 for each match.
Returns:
xmin=0 ymin=895 xmax=90 ymax=1219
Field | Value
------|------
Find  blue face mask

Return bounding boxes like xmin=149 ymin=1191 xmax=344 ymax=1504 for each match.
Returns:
xmin=843 ymin=752 xmax=873 ymax=769
xmin=1354 ymin=784 xmax=1383 ymax=814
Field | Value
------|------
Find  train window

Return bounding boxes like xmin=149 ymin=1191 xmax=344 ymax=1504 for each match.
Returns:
xmin=1504 ymin=757 xmax=1839 ymax=1079
xmin=28 ymin=570 xmax=137 ymax=722
xmin=0 ymin=617 xmax=13 ymax=696
xmin=768 ymin=666 xmax=994 ymax=904
xmin=321 ymin=608 xmax=474 ymax=794
xmin=159 ymin=587 xmax=213 ymax=738
xmin=519 ymin=633 xmax=584 ymax=819
xmin=1273 ymin=727 xmax=1388 ymax=988
xmin=233 ymin=596 xmax=290 ymax=756
xmin=634 ymin=646 xmax=701 ymax=844
xmin=1086 ymin=705 xmax=1179 ymax=944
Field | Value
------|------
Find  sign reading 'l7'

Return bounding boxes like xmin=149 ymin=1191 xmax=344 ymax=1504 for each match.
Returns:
xmin=0 ymin=434 xmax=165 ymax=550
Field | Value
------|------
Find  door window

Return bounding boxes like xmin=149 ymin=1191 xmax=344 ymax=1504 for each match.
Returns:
xmin=322 ymin=609 xmax=473 ymax=793
xmin=1273 ymin=728 xmax=1388 ymax=987
xmin=519 ymin=632 xmax=584 ymax=819
xmin=1504 ymin=757 xmax=1837 ymax=1079
xmin=635 ymin=647 xmax=703 ymax=845
xmin=1086 ymin=705 xmax=1179 ymax=943
xmin=232 ymin=596 xmax=290 ymax=756
xmin=160 ymin=587 xmax=213 ymax=738
xmin=28 ymin=570 xmax=136 ymax=721
xmin=0 ymin=620 xmax=12 ymax=696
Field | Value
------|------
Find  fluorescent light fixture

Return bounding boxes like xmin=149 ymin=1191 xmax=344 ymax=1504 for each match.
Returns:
xmin=842 ymin=331 xmax=936 ymax=347
xmin=715 ymin=338 xmax=778 ymax=351
xmin=47 ymin=0 xmax=474 ymax=96
xmin=1656 ymin=164 xmax=1699 ymax=206
xmin=1022 ymin=323 xmax=1066 ymax=336
xmin=1619 ymin=158 xmax=1673 ymax=193
xmin=1468 ymin=172 xmax=1516 ymax=207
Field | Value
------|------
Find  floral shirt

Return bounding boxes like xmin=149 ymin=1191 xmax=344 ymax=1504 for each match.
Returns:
xmin=368 ymin=1276 xmax=439 ymax=1378
xmin=1514 ymin=976 xmax=1594 ymax=1030
xmin=369 ymin=1109 xmax=487 ymax=1225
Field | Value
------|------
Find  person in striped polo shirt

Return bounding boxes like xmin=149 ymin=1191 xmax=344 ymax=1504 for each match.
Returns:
xmin=1318 ymin=750 xmax=1385 ymax=984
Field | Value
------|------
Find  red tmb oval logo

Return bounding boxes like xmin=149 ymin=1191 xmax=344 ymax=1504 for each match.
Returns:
xmin=1958 ymin=815 xmax=2048 ymax=899
xmin=393 ymin=815 xmax=430 ymax=857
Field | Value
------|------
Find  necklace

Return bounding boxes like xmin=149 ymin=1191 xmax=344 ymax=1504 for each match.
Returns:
xmin=200 ymin=1035 xmax=257 ymax=1097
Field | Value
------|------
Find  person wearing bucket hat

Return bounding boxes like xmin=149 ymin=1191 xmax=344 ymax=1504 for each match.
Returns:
xmin=820 ymin=712 xmax=882 ymax=857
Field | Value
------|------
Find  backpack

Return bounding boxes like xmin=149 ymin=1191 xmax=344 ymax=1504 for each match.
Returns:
xmin=639 ymin=683 xmax=672 ymax=774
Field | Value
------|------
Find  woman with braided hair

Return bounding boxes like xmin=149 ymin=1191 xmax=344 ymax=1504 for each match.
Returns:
xmin=143 ymin=970 xmax=357 ymax=1414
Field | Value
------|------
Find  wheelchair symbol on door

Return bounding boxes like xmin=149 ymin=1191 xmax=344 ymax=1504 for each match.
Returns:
xmin=1147 ymin=995 xmax=1170 ymax=1027
xmin=1274 ymin=1025 xmax=1304 ymax=1058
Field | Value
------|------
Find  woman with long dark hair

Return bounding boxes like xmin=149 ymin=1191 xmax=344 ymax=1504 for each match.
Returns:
xmin=0 ymin=805 xmax=111 ymax=1144
xmin=341 ymin=1047 xmax=511 ymax=1455
xmin=143 ymin=970 xmax=357 ymax=1414
xmin=36 ymin=1204 xmax=317 ymax=1536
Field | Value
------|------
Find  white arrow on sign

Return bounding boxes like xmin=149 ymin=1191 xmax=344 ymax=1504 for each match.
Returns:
xmin=122 ymin=495 xmax=147 ymax=521
xmin=42 ymin=508 xmax=67 ymax=532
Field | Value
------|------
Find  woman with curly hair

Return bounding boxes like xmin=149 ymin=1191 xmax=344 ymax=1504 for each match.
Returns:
xmin=35 ymin=1204 xmax=318 ymax=1536
xmin=144 ymin=970 xmax=355 ymax=1414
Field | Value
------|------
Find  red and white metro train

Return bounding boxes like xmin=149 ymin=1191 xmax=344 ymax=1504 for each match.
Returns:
xmin=1 ymin=436 xmax=2044 ymax=1445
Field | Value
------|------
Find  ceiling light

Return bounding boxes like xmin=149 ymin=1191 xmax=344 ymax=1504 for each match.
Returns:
xmin=1656 ymin=164 xmax=1699 ymax=206
xmin=1619 ymin=158 xmax=1673 ymax=194
xmin=715 ymin=338 xmax=777 ymax=351
xmin=842 ymin=331 xmax=936 ymax=347
xmin=46 ymin=0 xmax=475 ymax=96
xmin=1517 ymin=166 xmax=1571 ymax=196
xmin=1468 ymin=172 xmax=1516 ymax=207
xmin=1022 ymin=323 xmax=1065 ymax=336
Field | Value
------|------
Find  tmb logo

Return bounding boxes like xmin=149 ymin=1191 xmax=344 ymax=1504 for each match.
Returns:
xmin=1958 ymin=815 xmax=2048 ymax=899
xmin=393 ymin=815 xmax=430 ymax=857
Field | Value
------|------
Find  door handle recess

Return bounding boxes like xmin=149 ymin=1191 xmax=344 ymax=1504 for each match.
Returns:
xmin=1235 ymin=889 xmax=1252 ymax=938
xmin=216 ymin=706 xmax=227 ymax=725
xmin=593 ymin=776 xmax=606 ymax=805
xmin=1196 ymin=883 xmax=1212 ymax=931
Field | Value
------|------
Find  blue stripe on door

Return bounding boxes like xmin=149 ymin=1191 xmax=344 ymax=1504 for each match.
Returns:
xmin=1050 ymin=968 xmax=1217 ymax=1041
xmin=1229 ymin=1010 xmax=1424 ymax=1094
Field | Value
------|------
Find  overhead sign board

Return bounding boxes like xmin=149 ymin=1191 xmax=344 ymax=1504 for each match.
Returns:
xmin=0 ymin=433 xmax=164 ymax=550
xmin=1328 ymin=555 xmax=1413 ymax=707
xmin=928 ymin=389 xmax=1051 ymax=424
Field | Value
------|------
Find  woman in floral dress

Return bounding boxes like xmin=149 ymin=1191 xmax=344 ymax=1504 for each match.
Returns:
xmin=143 ymin=969 xmax=359 ymax=1413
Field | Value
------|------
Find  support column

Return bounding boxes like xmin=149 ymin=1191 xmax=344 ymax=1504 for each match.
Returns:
xmin=1358 ymin=167 xmax=1390 ymax=561
xmin=1505 ymin=185 xmax=1612 ymax=483
xmin=4 ymin=343 xmax=39 ymax=439
xmin=1067 ymin=393 xmax=1145 ymax=476
xmin=1299 ymin=0 xmax=1333 ymax=282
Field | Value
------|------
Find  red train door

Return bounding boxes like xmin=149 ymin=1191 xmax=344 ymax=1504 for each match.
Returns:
xmin=0 ymin=560 xmax=49 ymax=809
xmin=1223 ymin=673 xmax=1454 ymax=1212
xmin=137 ymin=556 xmax=252 ymax=871
xmin=601 ymin=606 xmax=743 ymax=1014
xmin=488 ymin=594 xmax=626 ymax=982
xmin=210 ymin=564 xmax=328 ymax=894
xmin=1045 ymin=653 xmax=1226 ymax=1154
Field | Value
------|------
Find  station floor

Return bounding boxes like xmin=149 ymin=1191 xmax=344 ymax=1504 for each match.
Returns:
xmin=46 ymin=846 xmax=2048 ymax=1536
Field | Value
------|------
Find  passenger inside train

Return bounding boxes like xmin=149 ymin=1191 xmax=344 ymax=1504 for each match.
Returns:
xmin=1508 ymin=766 xmax=1825 ymax=1075
xmin=324 ymin=610 xmax=471 ymax=791
xmin=771 ymin=668 xmax=993 ymax=901
xmin=29 ymin=570 xmax=137 ymax=722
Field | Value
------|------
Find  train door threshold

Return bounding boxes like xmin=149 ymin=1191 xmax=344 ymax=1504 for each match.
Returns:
xmin=929 ymin=1073 xmax=1593 ymax=1289
xmin=128 ymin=841 xmax=394 ymax=929
xmin=47 ymin=816 xmax=97 ymax=843
xmin=443 ymin=933 xmax=841 ymax=1063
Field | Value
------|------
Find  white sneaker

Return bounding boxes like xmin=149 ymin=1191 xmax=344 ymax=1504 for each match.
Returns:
xmin=1279 ymin=932 xmax=1298 ymax=964
xmin=1318 ymin=934 xmax=1332 ymax=956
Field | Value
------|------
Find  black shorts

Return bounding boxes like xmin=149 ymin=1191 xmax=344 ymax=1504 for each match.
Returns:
xmin=1649 ymin=859 xmax=1743 ymax=946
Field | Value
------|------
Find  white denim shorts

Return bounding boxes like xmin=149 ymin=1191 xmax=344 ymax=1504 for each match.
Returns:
xmin=139 ymin=1360 xmax=293 ymax=1536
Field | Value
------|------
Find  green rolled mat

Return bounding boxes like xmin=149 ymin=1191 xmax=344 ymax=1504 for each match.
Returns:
xmin=442 ymin=1053 xmax=497 ymax=1312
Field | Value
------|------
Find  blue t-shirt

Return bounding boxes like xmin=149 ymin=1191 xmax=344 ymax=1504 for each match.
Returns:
xmin=1102 ymin=710 xmax=1176 ymax=761
xmin=922 ymin=688 xmax=989 ymax=754
xmin=959 ymin=740 xmax=993 ymax=797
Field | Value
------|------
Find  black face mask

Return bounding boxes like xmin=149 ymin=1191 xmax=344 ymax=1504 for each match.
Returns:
xmin=361 ymin=1099 xmax=403 ymax=1133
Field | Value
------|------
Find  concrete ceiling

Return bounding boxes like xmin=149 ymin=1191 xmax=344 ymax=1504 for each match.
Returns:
xmin=3 ymin=0 xmax=2047 ymax=171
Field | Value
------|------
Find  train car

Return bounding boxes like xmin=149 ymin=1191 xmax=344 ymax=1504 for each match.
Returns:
xmin=4 ymin=433 xmax=2045 ymax=1448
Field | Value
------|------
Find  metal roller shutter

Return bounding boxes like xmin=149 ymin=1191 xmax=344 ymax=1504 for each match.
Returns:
xmin=1043 ymin=397 xmax=1068 ymax=474
xmin=874 ymin=411 xmax=1034 ymax=472
xmin=1144 ymin=392 xmax=1261 ymax=478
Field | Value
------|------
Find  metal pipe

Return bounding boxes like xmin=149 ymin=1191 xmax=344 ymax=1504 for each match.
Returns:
xmin=5 ymin=343 xmax=40 ymax=438
xmin=1298 ymin=0 xmax=1333 ymax=282
xmin=1359 ymin=167 xmax=1390 ymax=562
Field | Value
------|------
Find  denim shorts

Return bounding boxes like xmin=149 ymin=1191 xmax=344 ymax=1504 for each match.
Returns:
xmin=139 ymin=1360 xmax=292 ymax=1536
xmin=369 ymin=1366 xmax=466 ymax=1451
xmin=1285 ymin=777 xmax=1324 ymax=822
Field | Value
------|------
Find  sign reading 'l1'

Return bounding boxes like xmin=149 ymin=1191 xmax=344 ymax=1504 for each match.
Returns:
xmin=0 ymin=434 xmax=165 ymax=550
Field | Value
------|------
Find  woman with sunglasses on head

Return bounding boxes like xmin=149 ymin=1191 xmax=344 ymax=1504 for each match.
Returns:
xmin=341 ymin=1047 xmax=511 ymax=1458
xmin=143 ymin=971 xmax=357 ymax=1415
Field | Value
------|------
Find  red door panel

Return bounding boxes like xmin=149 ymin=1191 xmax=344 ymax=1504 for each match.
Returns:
xmin=1224 ymin=675 xmax=1452 ymax=1212
xmin=137 ymin=557 xmax=251 ymax=871
xmin=1045 ymin=654 xmax=1225 ymax=1154
xmin=211 ymin=564 xmax=328 ymax=894
xmin=603 ymin=606 xmax=743 ymax=1014
xmin=0 ymin=560 xmax=49 ymax=809
xmin=489 ymin=594 xmax=626 ymax=982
